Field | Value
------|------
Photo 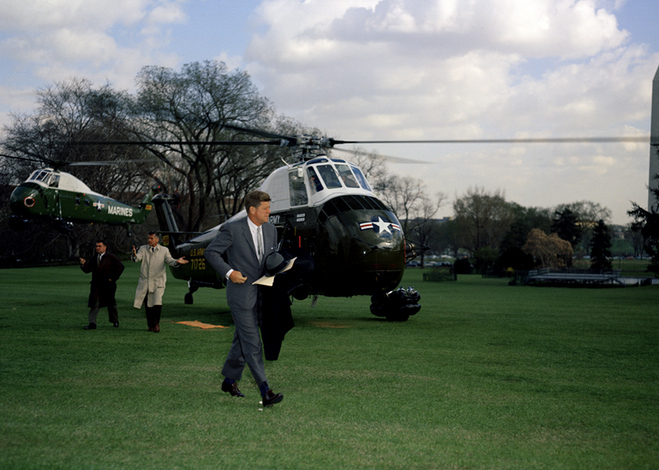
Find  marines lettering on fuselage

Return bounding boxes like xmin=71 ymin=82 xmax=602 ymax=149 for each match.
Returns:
xmin=107 ymin=205 xmax=133 ymax=217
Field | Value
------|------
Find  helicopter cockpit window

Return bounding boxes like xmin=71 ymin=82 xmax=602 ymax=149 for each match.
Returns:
xmin=29 ymin=170 xmax=51 ymax=183
xmin=288 ymin=170 xmax=308 ymax=206
xmin=49 ymin=174 xmax=60 ymax=188
xmin=307 ymin=167 xmax=324 ymax=193
xmin=350 ymin=166 xmax=372 ymax=191
xmin=316 ymin=164 xmax=342 ymax=189
xmin=335 ymin=164 xmax=360 ymax=188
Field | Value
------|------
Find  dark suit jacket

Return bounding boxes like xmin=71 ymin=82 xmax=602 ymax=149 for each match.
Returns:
xmin=204 ymin=215 xmax=277 ymax=311
xmin=81 ymin=252 xmax=124 ymax=308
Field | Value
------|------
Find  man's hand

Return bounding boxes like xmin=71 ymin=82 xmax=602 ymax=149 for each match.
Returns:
xmin=229 ymin=270 xmax=247 ymax=284
xmin=132 ymin=245 xmax=137 ymax=257
xmin=79 ymin=258 xmax=86 ymax=265
xmin=177 ymin=256 xmax=189 ymax=265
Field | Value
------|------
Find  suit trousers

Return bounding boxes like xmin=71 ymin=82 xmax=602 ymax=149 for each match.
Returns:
xmin=221 ymin=304 xmax=266 ymax=386
xmin=88 ymin=298 xmax=118 ymax=325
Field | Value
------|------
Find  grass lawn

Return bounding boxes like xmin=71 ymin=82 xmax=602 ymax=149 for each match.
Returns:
xmin=0 ymin=264 xmax=657 ymax=469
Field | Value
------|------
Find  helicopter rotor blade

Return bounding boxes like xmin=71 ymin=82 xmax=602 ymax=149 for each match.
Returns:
xmin=68 ymin=159 xmax=154 ymax=166
xmin=221 ymin=123 xmax=297 ymax=145
xmin=329 ymin=147 xmax=427 ymax=164
xmin=77 ymin=140 xmax=283 ymax=146
xmin=0 ymin=153 xmax=46 ymax=164
xmin=331 ymin=136 xmax=649 ymax=145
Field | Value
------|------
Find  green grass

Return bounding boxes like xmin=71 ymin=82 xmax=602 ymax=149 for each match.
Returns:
xmin=1 ymin=265 xmax=658 ymax=469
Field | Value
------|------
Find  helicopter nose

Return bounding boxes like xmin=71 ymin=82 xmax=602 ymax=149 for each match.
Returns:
xmin=319 ymin=207 xmax=406 ymax=294
xmin=10 ymin=185 xmax=40 ymax=216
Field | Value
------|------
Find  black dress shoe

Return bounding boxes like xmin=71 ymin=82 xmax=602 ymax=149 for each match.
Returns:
xmin=83 ymin=323 xmax=97 ymax=330
xmin=262 ymin=390 xmax=284 ymax=407
xmin=221 ymin=381 xmax=245 ymax=397
xmin=112 ymin=322 xmax=119 ymax=328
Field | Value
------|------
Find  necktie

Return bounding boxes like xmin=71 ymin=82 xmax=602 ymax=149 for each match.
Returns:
xmin=257 ymin=226 xmax=263 ymax=262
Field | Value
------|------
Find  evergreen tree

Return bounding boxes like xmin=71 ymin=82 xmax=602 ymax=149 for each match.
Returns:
xmin=628 ymin=175 xmax=659 ymax=276
xmin=590 ymin=220 xmax=612 ymax=270
xmin=551 ymin=207 xmax=582 ymax=248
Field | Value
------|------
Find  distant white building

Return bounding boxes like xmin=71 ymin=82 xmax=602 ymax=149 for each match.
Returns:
xmin=650 ymin=64 xmax=659 ymax=210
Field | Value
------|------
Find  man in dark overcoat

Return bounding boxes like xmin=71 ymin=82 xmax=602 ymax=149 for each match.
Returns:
xmin=80 ymin=240 xmax=125 ymax=330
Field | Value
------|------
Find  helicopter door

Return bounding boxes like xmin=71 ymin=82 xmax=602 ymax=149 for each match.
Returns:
xmin=288 ymin=169 xmax=308 ymax=207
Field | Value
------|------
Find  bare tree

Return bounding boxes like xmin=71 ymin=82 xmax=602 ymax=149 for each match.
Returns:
xmin=131 ymin=60 xmax=287 ymax=231
xmin=452 ymin=187 xmax=515 ymax=254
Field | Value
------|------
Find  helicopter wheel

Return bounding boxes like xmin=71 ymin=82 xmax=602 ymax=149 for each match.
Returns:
xmin=386 ymin=312 xmax=410 ymax=322
xmin=370 ymin=287 xmax=421 ymax=322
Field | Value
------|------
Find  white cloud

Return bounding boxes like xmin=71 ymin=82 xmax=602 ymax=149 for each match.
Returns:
xmin=0 ymin=0 xmax=186 ymax=90
xmin=242 ymin=0 xmax=656 ymax=223
xmin=0 ymin=0 xmax=655 ymax=224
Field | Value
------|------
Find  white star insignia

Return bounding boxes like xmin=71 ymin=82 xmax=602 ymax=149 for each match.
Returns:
xmin=372 ymin=217 xmax=391 ymax=234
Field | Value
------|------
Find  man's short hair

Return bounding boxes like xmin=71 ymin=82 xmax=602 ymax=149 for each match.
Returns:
xmin=96 ymin=240 xmax=106 ymax=246
xmin=244 ymin=190 xmax=271 ymax=211
xmin=148 ymin=231 xmax=158 ymax=237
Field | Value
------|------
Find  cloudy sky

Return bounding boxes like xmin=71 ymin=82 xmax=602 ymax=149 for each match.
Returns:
xmin=1 ymin=0 xmax=658 ymax=224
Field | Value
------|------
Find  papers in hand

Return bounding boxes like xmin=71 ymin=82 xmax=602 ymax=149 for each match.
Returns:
xmin=253 ymin=257 xmax=296 ymax=286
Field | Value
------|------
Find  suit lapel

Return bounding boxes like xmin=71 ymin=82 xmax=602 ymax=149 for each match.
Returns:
xmin=241 ymin=218 xmax=258 ymax=261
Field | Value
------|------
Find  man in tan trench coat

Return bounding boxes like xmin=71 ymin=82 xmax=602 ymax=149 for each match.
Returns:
xmin=132 ymin=232 xmax=188 ymax=332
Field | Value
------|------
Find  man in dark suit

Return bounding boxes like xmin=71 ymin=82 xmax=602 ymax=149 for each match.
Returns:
xmin=80 ymin=240 xmax=125 ymax=330
xmin=204 ymin=190 xmax=284 ymax=407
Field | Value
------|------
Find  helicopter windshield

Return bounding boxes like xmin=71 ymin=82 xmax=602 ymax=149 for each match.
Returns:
xmin=27 ymin=169 xmax=61 ymax=188
xmin=307 ymin=167 xmax=323 ymax=194
xmin=315 ymin=164 xmax=342 ymax=189
xmin=335 ymin=164 xmax=360 ymax=188
xmin=28 ymin=169 xmax=52 ymax=183
xmin=305 ymin=161 xmax=372 ymax=195
xmin=350 ymin=165 xmax=371 ymax=191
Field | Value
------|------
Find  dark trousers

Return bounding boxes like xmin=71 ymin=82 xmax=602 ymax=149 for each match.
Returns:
xmin=143 ymin=295 xmax=162 ymax=328
xmin=89 ymin=298 xmax=118 ymax=325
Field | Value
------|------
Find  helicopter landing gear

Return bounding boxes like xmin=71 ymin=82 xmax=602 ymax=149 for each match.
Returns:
xmin=370 ymin=287 xmax=421 ymax=322
xmin=53 ymin=220 xmax=74 ymax=234
xmin=185 ymin=284 xmax=198 ymax=305
xmin=8 ymin=216 xmax=29 ymax=231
